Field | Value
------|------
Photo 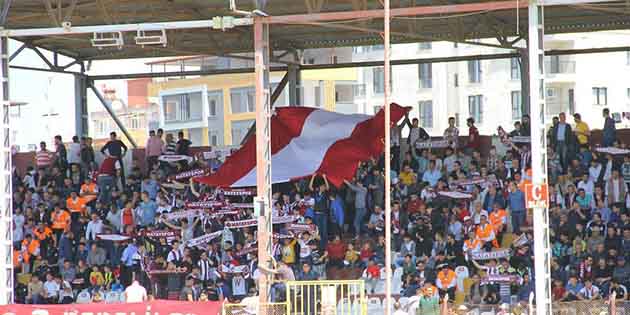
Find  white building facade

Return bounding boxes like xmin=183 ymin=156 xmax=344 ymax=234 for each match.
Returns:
xmin=339 ymin=31 xmax=630 ymax=135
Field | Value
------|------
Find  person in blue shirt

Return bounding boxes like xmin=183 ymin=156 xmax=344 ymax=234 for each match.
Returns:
xmin=141 ymin=172 xmax=160 ymax=200
xmin=422 ymin=160 xmax=442 ymax=187
xmin=507 ymin=181 xmax=526 ymax=234
xmin=120 ymin=240 xmax=139 ymax=286
xmin=138 ymin=192 xmax=158 ymax=227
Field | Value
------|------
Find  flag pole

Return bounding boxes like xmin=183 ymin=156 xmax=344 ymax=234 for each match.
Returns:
xmin=383 ymin=0 xmax=392 ymax=314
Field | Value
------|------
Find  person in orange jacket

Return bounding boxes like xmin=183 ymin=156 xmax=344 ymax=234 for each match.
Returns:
xmin=435 ymin=263 xmax=457 ymax=301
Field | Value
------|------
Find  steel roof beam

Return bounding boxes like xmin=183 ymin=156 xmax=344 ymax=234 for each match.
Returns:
xmin=0 ymin=18 xmax=254 ymax=37
xmin=87 ymin=45 xmax=630 ymax=81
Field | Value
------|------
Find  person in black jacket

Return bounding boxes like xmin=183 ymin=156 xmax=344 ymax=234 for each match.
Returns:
xmin=548 ymin=112 xmax=574 ymax=172
xmin=101 ymin=132 xmax=128 ymax=186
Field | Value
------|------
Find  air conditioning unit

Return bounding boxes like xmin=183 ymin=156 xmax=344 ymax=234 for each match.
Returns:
xmin=91 ymin=32 xmax=124 ymax=50
xmin=135 ymin=29 xmax=167 ymax=47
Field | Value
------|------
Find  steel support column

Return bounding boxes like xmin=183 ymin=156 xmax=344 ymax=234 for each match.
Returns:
xmin=383 ymin=0 xmax=392 ymax=315
xmin=287 ymin=64 xmax=301 ymax=105
xmin=0 ymin=35 xmax=13 ymax=306
xmin=254 ymin=17 xmax=273 ymax=312
xmin=88 ymin=84 xmax=138 ymax=148
xmin=528 ymin=1 xmax=552 ymax=315
xmin=74 ymin=75 xmax=88 ymax=137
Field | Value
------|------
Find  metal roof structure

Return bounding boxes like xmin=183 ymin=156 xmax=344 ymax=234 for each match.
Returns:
xmin=1 ymin=1 xmax=629 ymax=313
xmin=2 ymin=0 xmax=630 ymax=60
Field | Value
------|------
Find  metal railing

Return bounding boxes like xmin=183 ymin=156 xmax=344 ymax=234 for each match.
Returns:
xmin=287 ymin=280 xmax=366 ymax=315
xmin=222 ymin=280 xmax=366 ymax=315
xmin=545 ymin=60 xmax=576 ymax=74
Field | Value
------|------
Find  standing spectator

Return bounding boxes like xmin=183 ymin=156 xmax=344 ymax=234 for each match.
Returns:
xmin=145 ymin=130 xmax=163 ymax=172
xmin=80 ymin=137 xmax=96 ymax=173
xmin=507 ymin=181 xmax=526 ymax=234
xmin=443 ymin=116 xmax=459 ymax=150
xmin=344 ymin=178 xmax=367 ymax=237
xmin=67 ymin=136 xmax=81 ymax=167
xmin=465 ymin=118 xmax=480 ymax=154
xmin=163 ymin=134 xmax=176 ymax=155
xmin=176 ymin=131 xmax=192 ymax=156
xmin=54 ymin=135 xmax=68 ymax=172
xmin=124 ymin=280 xmax=148 ymax=303
xmin=100 ymin=132 xmax=128 ymax=186
xmin=35 ymin=142 xmax=54 ymax=170
xmin=573 ymin=113 xmax=591 ymax=147
xmin=549 ymin=112 xmax=573 ymax=172
xmin=310 ymin=174 xmax=330 ymax=248
xmin=602 ymin=108 xmax=616 ymax=147
xmin=406 ymin=117 xmax=430 ymax=147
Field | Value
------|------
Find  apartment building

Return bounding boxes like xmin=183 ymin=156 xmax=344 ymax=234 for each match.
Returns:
xmin=147 ymin=53 xmax=357 ymax=146
xmin=338 ymin=31 xmax=630 ymax=135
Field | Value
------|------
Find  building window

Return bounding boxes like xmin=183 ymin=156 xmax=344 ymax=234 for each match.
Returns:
xmin=230 ymin=87 xmax=255 ymax=113
xmin=373 ymin=67 xmax=384 ymax=94
xmin=592 ymin=87 xmax=607 ymax=105
xmin=208 ymin=130 xmax=219 ymax=146
xmin=231 ymin=119 xmax=254 ymax=145
xmin=418 ymin=63 xmax=432 ymax=89
xmin=418 ymin=42 xmax=432 ymax=50
xmin=418 ymin=101 xmax=433 ymax=128
xmin=162 ymin=91 xmax=203 ymax=122
xmin=454 ymin=74 xmax=459 ymax=87
xmin=511 ymin=91 xmax=522 ymax=121
xmin=468 ymin=95 xmax=483 ymax=124
xmin=627 ymin=51 xmax=630 ymax=65
xmin=510 ymin=58 xmax=520 ymax=80
xmin=208 ymin=99 xmax=217 ymax=117
xmin=314 ymin=83 xmax=322 ymax=107
xmin=454 ymin=113 xmax=460 ymax=128
xmin=468 ymin=60 xmax=482 ymax=83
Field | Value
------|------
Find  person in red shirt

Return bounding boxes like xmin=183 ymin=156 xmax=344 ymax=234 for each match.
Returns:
xmin=406 ymin=194 xmax=423 ymax=215
xmin=465 ymin=117 xmax=481 ymax=153
xmin=325 ymin=235 xmax=346 ymax=268
xmin=363 ymin=259 xmax=381 ymax=294
xmin=121 ymin=201 xmax=135 ymax=232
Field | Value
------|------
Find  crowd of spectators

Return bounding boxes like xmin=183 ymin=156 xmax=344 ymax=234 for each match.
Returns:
xmin=10 ymin=107 xmax=630 ymax=309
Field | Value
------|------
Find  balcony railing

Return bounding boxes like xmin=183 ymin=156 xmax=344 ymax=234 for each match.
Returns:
xmin=545 ymin=60 xmax=576 ymax=74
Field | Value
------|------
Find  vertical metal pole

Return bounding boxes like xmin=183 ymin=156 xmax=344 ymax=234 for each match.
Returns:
xmin=0 ymin=34 xmax=14 ymax=305
xmin=527 ymin=1 xmax=552 ymax=315
xmin=383 ymin=0 xmax=392 ymax=314
xmin=74 ymin=75 xmax=88 ymax=137
xmin=254 ymin=17 xmax=273 ymax=312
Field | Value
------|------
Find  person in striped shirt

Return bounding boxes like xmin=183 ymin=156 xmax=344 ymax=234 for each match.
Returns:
xmin=35 ymin=142 xmax=54 ymax=170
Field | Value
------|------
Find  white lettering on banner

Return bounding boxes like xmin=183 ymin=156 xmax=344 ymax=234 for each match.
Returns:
xmin=511 ymin=136 xmax=531 ymax=143
xmin=437 ymin=191 xmax=473 ymax=199
xmin=186 ymin=231 xmax=222 ymax=247
xmin=595 ymin=147 xmax=630 ymax=155
xmin=416 ymin=139 xmax=449 ymax=149
xmin=471 ymin=249 xmax=511 ymax=260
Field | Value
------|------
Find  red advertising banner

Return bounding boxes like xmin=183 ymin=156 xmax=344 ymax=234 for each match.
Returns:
xmin=0 ymin=300 xmax=222 ymax=315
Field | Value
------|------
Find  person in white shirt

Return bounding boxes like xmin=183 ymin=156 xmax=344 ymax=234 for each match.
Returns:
xmin=577 ymin=279 xmax=600 ymax=300
xmin=67 ymin=136 xmax=82 ymax=165
xmin=85 ymin=213 xmax=104 ymax=242
xmin=124 ymin=280 xmax=148 ymax=303
xmin=42 ymin=273 xmax=60 ymax=304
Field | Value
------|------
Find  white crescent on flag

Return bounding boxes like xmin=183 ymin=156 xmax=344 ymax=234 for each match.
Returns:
xmin=196 ymin=104 xmax=407 ymax=187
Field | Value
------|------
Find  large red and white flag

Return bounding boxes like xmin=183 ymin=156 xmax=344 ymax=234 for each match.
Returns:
xmin=196 ymin=103 xmax=407 ymax=187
